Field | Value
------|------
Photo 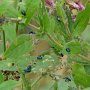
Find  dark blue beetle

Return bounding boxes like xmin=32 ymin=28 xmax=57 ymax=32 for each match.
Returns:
xmin=66 ymin=48 xmax=70 ymax=52
xmin=64 ymin=77 xmax=71 ymax=82
xmin=37 ymin=55 xmax=43 ymax=59
xmin=29 ymin=31 xmax=36 ymax=34
xmin=24 ymin=65 xmax=31 ymax=73
xmin=21 ymin=10 xmax=26 ymax=16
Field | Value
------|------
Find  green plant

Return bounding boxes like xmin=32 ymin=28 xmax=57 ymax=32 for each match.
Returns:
xmin=0 ymin=0 xmax=90 ymax=90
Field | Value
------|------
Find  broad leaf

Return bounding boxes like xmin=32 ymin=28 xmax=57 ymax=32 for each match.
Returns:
xmin=58 ymin=79 xmax=69 ymax=90
xmin=4 ymin=34 xmax=33 ymax=58
xmin=0 ymin=72 xmax=4 ymax=84
xmin=38 ymin=2 xmax=51 ymax=33
xmin=0 ymin=56 xmax=36 ymax=71
xmin=2 ymin=23 xmax=16 ymax=43
xmin=83 ymin=87 xmax=90 ymax=90
xmin=62 ymin=40 xmax=81 ymax=55
xmin=72 ymin=63 xmax=90 ymax=87
xmin=0 ymin=80 xmax=19 ymax=90
xmin=0 ymin=0 xmax=10 ymax=15
xmin=5 ymin=6 xmax=19 ymax=18
xmin=25 ymin=0 xmax=40 ymax=23
xmin=73 ymin=4 xmax=90 ymax=36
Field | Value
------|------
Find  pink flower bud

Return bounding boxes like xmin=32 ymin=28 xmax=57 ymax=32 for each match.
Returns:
xmin=76 ymin=2 xmax=85 ymax=11
xmin=45 ymin=0 xmax=55 ymax=8
xmin=66 ymin=0 xmax=85 ymax=11
xmin=72 ymin=15 xmax=76 ymax=22
xmin=72 ymin=2 xmax=80 ymax=9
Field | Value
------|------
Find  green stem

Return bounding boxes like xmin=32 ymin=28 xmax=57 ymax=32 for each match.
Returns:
xmin=78 ymin=54 xmax=90 ymax=62
xmin=2 ymin=31 xmax=6 ymax=52
xmin=16 ymin=21 xmax=19 ymax=34
xmin=18 ymin=68 xmax=31 ymax=90
xmin=64 ymin=20 xmax=72 ymax=39
xmin=54 ymin=81 xmax=58 ymax=90
xmin=29 ymin=24 xmax=40 ymax=30
xmin=21 ymin=73 xmax=30 ymax=90
xmin=46 ymin=33 xmax=63 ymax=49
xmin=31 ymin=75 xmax=42 ymax=88
xmin=16 ymin=0 xmax=22 ymax=34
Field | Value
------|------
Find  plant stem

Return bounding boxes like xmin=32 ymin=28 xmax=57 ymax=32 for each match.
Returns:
xmin=16 ymin=21 xmax=19 ymax=34
xmin=2 ymin=31 xmax=6 ymax=52
xmin=16 ymin=0 xmax=22 ymax=34
xmin=29 ymin=24 xmax=40 ymax=30
xmin=78 ymin=54 xmax=90 ymax=62
xmin=21 ymin=73 xmax=31 ymax=90
xmin=46 ymin=33 xmax=63 ymax=49
xmin=18 ymin=68 xmax=31 ymax=90
xmin=54 ymin=81 xmax=58 ymax=90
xmin=31 ymin=75 xmax=42 ymax=88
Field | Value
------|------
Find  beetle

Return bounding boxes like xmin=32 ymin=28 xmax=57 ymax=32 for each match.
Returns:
xmin=66 ymin=48 xmax=70 ymax=52
xmin=37 ymin=55 xmax=43 ymax=59
xmin=21 ymin=10 xmax=26 ymax=16
xmin=64 ymin=77 xmax=71 ymax=82
xmin=60 ymin=53 xmax=64 ymax=57
xmin=29 ymin=31 xmax=36 ymax=34
xmin=24 ymin=65 xmax=31 ymax=73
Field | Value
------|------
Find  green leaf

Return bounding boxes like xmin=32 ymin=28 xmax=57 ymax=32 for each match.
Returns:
xmin=72 ymin=63 xmax=90 ymax=87
xmin=4 ymin=34 xmax=33 ymax=58
xmin=38 ymin=1 xmax=53 ymax=33
xmin=66 ymin=8 xmax=73 ymax=32
xmin=83 ymin=87 xmax=90 ymax=90
xmin=25 ymin=0 xmax=40 ymax=23
xmin=2 ymin=23 xmax=16 ymax=43
xmin=0 ymin=56 xmax=35 ymax=71
xmin=32 ymin=75 xmax=55 ymax=90
xmin=84 ymin=65 xmax=90 ymax=75
xmin=43 ymin=11 xmax=51 ymax=32
xmin=33 ymin=54 xmax=60 ymax=72
xmin=63 ymin=40 xmax=81 ymax=55
xmin=58 ymin=79 xmax=69 ymax=90
xmin=0 ymin=0 xmax=10 ymax=15
xmin=0 ymin=58 xmax=17 ymax=71
xmin=0 ymin=0 xmax=19 ymax=17
xmin=0 ymin=72 xmax=4 ymax=84
xmin=82 ymin=25 xmax=90 ymax=41
xmin=5 ymin=6 xmax=19 ymax=18
xmin=82 ymin=43 xmax=90 ymax=52
xmin=0 ymin=80 xmax=19 ymax=90
xmin=73 ymin=4 xmax=90 ymax=36
xmin=56 ymin=20 xmax=67 ymax=37
xmin=56 ymin=3 xmax=66 ymax=21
